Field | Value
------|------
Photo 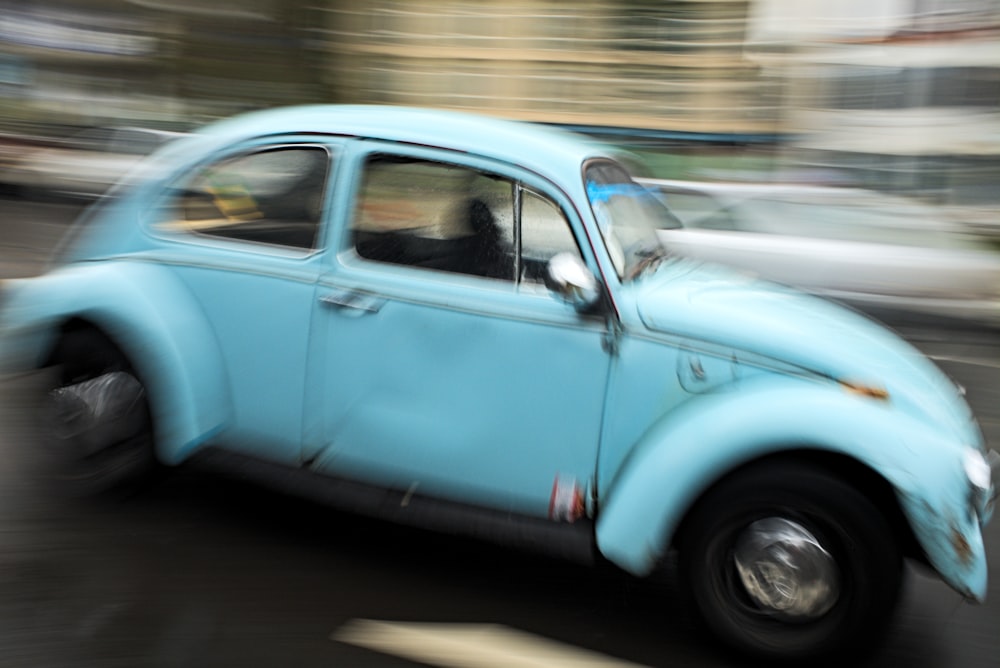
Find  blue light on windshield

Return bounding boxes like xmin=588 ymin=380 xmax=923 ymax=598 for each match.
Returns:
xmin=586 ymin=181 xmax=656 ymax=204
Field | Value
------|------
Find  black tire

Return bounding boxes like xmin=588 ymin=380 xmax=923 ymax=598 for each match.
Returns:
xmin=38 ymin=326 xmax=156 ymax=496
xmin=678 ymin=461 xmax=903 ymax=662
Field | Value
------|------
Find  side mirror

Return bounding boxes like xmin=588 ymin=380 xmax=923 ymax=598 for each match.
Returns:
xmin=546 ymin=252 xmax=602 ymax=311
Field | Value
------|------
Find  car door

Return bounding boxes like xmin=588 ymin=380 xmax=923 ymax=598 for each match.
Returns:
xmin=147 ymin=139 xmax=339 ymax=465
xmin=307 ymin=145 xmax=612 ymax=517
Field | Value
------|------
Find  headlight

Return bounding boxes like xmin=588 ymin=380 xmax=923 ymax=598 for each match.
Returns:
xmin=965 ymin=448 xmax=992 ymax=489
xmin=965 ymin=447 xmax=998 ymax=524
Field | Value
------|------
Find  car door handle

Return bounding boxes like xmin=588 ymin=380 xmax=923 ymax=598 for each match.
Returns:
xmin=320 ymin=289 xmax=386 ymax=314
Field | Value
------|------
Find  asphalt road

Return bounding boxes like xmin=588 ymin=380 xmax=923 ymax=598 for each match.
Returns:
xmin=0 ymin=197 xmax=998 ymax=667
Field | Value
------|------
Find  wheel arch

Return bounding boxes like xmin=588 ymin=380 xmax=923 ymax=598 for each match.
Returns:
xmin=671 ymin=449 xmax=921 ymax=562
xmin=594 ymin=380 xmax=980 ymax=594
xmin=19 ymin=262 xmax=232 ymax=465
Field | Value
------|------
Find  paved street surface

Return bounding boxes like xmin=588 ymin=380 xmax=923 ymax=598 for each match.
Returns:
xmin=1 ymin=197 xmax=998 ymax=667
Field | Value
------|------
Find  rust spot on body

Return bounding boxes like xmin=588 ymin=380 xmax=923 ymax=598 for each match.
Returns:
xmin=951 ymin=527 xmax=973 ymax=565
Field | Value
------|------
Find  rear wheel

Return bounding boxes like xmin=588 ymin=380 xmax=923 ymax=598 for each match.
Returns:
xmin=679 ymin=461 xmax=903 ymax=661
xmin=39 ymin=326 xmax=155 ymax=496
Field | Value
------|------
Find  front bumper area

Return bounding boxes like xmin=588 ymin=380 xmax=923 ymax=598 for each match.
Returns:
xmin=898 ymin=447 xmax=997 ymax=603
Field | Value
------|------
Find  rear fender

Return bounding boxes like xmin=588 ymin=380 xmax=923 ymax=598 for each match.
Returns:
xmin=595 ymin=378 xmax=987 ymax=601
xmin=0 ymin=261 xmax=230 ymax=464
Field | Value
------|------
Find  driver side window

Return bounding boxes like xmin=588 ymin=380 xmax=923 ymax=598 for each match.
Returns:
xmin=351 ymin=154 xmax=586 ymax=288
xmin=353 ymin=157 xmax=514 ymax=280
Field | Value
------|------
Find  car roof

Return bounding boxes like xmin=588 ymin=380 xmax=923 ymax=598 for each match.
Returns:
xmin=70 ymin=106 xmax=618 ymax=265
xmin=184 ymin=105 xmax=610 ymax=182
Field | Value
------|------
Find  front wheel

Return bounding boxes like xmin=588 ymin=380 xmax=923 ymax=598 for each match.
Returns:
xmin=679 ymin=461 xmax=903 ymax=661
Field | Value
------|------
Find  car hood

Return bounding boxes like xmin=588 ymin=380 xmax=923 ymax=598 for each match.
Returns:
xmin=634 ymin=259 xmax=980 ymax=443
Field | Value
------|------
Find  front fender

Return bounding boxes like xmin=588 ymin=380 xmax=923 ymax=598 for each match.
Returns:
xmin=595 ymin=377 xmax=987 ymax=601
xmin=0 ymin=261 xmax=230 ymax=464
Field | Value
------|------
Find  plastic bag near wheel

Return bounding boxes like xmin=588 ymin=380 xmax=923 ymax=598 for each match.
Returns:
xmin=679 ymin=460 xmax=903 ymax=661
xmin=37 ymin=324 xmax=156 ymax=497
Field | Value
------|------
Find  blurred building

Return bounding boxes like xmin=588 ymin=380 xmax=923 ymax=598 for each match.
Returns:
xmin=317 ymin=1 xmax=781 ymax=137
xmin=0 ymin=0 xmax=323 ymax=130
xmin=0 ymin=0 xmax=996 ymax=213
xmin=748 ymin=0 xmax=1000 ymax=208
xmin=0 ymin=0 xmax=172 ymax=129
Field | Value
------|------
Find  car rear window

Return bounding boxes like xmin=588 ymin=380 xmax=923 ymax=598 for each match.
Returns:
xmin=154 ymin=145 xmax=330 ymax=250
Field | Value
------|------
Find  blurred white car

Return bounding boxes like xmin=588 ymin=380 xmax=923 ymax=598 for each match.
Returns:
xmin=0 ymin=126 xmax=186 ymax=199
xmin=644 ymin=179 xmax=1000 ymax=327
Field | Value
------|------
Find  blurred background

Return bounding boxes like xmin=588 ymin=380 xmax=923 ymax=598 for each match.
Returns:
xmin=0 ymin=0 xmax=996 ymax=203
xmin=1 ymin=4 xmax=999 ymax=667
xmin=0 ymin=0 xmax=998 ymax=320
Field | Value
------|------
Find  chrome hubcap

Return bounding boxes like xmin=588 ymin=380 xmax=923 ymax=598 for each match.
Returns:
xmin=733 ymin=517 xmax=839 ymax=620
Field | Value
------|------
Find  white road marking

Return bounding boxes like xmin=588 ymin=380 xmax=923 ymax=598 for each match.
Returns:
xmin=332 ymin=619 xmax=650 ymax=668
xmin=927 ymin=354 xmax=1000 ymax=370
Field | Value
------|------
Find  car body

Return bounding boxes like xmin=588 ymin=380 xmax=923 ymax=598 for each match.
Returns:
xmin=0 ymin=105 xmax=995 ymax=661
xmin=0 ymin=126 xmax=186 ymax=200
xmin=643 ymin=179 xmax=1000 ymax=327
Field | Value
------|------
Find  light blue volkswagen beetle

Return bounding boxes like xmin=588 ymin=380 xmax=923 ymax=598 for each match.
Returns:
xmin=0 ymin=106 xmax=995 ymax=660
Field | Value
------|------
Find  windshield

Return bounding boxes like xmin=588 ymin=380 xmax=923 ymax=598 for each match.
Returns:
xmin=585 ymin=161 xmax=681 ymax=281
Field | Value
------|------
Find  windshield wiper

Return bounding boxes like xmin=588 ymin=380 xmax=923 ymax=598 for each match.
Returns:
xmin=625 ymin=244 xmax=670 ymax=281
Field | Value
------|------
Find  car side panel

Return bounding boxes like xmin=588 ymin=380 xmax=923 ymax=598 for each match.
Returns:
xmin=595 ymin=376 xmax=988 ymax=601
xmin=0 ymin=261 xmax=231 ymax=464
xmin=153 ymin=251 xmax=321 ymax=466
